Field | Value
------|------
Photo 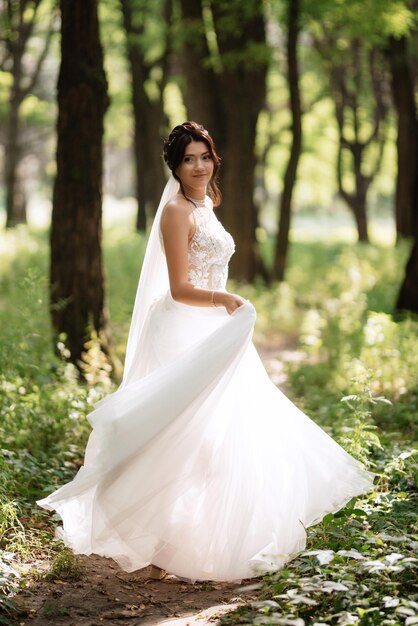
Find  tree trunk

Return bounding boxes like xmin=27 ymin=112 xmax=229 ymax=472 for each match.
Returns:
xmin=212 ymin=1 xmax=267 ymax=281
xmin=220 ymin=87 xmax=260 ymax=280
xmin=396 ymin=242 xmax=418 ymax=313
xmin=348 ymin=141 xmax=369 ymax=242
xmin=179 ymin=0 xmax=225 ymax=149
xmin=3 ymin=0 xmax=52 ymax=228
xmin=144 ymin=101 xmax=169 ymax=216
xmin=387 ymin=36 xmax=417 ymax=240
xmin=5 ymin=98 xmax=26 ymax=227
xmin=396 ymin=129 xmax=418 ymax=313
xmin=5 ymin=48 xmax=26 ymax=227
xmin=352 ymin=144 xmax=370 ymax=243
xmin=325 ymin=42 xmax=389 ymax=243
xmin=178 ymin=0 xmax=266 ymax=281
xmin=50 ymin=0 xmax=111 ymax=369
xmin=349 ymin=195 xmax=369 ymax=242
xmin=120 ymin=0 xmax=168 ymax=230
xmin=272 ymin=0 xmax=302 ymax=281
xmin=336 ymin=136 xmax=370 ymax=243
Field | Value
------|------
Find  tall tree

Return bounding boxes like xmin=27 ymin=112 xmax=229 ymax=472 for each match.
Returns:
xmin=397 ymin=241 xmax=418 ymax=314
xmin=394 ymin=35 xmax=418 ymax=312
xmin=272 ymin=0 xmax=302 ymax=281
xmin=0 ymin=0 xmax=54 ymax=227
xmin=178 ymin=0 xmax=225 ymax=150
xmin=386 ymin=35 xmax=417 ymax=240
xmin=50 ymin=0 xmax=111 ymax=368
xmin=212 ymin=0 xmax=267 ymax=281
xmin=313 ymin=36 xmax=389 ymax=242
xmin=120 ymin=0 xmax=170 ymax=231
xmin=334 ymin=45 xmax=389 ymax=242
xmin=178 ymin=0 xmax=268 ymax=281
xmin=306 ymin=0 xmax=418 ymax=244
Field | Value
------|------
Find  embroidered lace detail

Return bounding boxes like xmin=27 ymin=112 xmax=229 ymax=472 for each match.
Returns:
xmin=187 ymin=199 xmax=235 ymax=290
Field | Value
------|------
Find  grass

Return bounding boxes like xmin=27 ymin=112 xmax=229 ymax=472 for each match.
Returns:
xmin=0 ymin=210 xmax=417 ymax=624
xmin=44 ymin=545 xmax=83 ymax=582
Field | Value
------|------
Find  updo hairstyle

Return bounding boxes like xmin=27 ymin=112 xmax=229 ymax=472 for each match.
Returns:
xmin=163 ymin=121 xmax=221 ymax=206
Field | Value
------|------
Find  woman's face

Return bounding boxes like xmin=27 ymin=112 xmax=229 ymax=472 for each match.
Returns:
xmin=175 ymin=140 xmax=214 ymax=193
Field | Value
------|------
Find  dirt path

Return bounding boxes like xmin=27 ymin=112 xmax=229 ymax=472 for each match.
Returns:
xmin=14 ymin=557 xmax=260 ymax=626
xmin=256 ymin=333 xmax=304 ymax=390
xmin=11 ymin=336 xmax=299 ymax=626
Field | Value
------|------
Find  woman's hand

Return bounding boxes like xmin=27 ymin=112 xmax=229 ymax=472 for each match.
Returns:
xmin=214 ymin=292 xmax=246 ymax=315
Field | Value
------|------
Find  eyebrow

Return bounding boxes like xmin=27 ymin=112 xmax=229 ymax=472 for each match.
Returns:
xmin=184 ymin=150 xmax=210 ymax=157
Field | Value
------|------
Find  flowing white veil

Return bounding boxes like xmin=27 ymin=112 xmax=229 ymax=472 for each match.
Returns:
xmin=121 ymin=175 xmax=179 ymax=388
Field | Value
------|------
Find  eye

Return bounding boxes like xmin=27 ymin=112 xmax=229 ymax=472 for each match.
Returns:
xmin=183 ymin=156 xmax=192 ymax=163
xmin=203 ymin=154 xmax=212 ymax=160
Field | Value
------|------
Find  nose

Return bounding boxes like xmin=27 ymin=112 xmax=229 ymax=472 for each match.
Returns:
xmin=194 ymin=158 xmax=205 ymax=171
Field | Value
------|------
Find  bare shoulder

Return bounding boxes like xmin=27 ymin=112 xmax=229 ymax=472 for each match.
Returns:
xmin=161 ymin=195 xmax=194 ymax=227
xmin=164 ymin=194 xmax=193 ymax=214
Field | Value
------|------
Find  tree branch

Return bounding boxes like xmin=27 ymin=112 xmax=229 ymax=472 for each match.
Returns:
xmin=23 ymin=13 xmax=57 ymax=96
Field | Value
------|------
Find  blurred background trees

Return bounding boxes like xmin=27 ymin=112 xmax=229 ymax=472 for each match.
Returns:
xmin=50 ymin=0 xmax=111 ymax=367
xmin=1 ymin=0 xmax=57 ymax=227
xmin=0 ymin=0 xmax=417 ymax=365
xmin=1 ymin=5 xmax=417 ymax=615
xmin=177 ymin=0 xmax=268 ymax=280
xmin=120 ymin=0 xmax=170 ymax=231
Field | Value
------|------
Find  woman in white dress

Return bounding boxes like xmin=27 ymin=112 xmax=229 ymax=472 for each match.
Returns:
xmin=37 ymin=121 xmax=375 ymax=583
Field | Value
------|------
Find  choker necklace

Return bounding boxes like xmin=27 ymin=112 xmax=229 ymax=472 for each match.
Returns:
xmin=185 ymin=194 xmax=206 ymax=207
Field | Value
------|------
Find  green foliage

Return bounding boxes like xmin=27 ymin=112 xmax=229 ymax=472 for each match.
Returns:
xmin=221 ymin=452 xmax=417 ymax=626
xmin=0 ymin=224 xmax=417 ymax=621
xmin=0 ymin=230 xmax=112 ymax=524
xmin=282 ymin=243 xmax=418 ymax=440
xmin=122 ymin=0 xmax=170 ymax=65
xmin=0 ymin=555 xmax=22 ymax=626
xmin=0 ymin=229 xmax=115 ymax=619
xmin=333 ymin=380 xmax=385 ymax=467
xmin=224 ymin=235 xmax=417 ymax=625
xmin=0 ymin=472 xmax=26 ymax=623
xmin=103 ymin=225 xmax=147 ymax=354
xmin=45 ymin=544 xmax=83 ymax=582
xmin=221 ymin=235 xmax=417 ymax=626
xmin=303 ymin=0 xmax=416 ymax=42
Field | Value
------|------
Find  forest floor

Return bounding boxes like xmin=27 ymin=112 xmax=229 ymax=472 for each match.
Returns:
xmin=9 ymin=339 xmax=295 ymax=626
xmin=3 ymin=232 xmax=417 ymax=626
xmin=13 ymin=555 xmax=261 ymax=626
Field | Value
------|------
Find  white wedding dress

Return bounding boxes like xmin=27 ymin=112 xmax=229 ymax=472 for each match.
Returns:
xmin=37 ymin=184 xmax=375 ymax=582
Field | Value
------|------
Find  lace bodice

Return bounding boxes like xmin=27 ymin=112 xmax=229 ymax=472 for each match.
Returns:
xmin=188 ymin=199 xmax=235 ymax=290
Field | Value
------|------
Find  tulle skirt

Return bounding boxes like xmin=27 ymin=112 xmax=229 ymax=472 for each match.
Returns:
xmin=37 ymin=293 xmax=375 ymax=582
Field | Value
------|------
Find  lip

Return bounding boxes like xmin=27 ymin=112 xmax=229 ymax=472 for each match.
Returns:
xmin=193 ymin=174 xmax=207 ymax=178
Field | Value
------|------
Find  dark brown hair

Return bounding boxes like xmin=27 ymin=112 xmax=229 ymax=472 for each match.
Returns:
xmin=163 ymin=121 xmax=221 ymax=206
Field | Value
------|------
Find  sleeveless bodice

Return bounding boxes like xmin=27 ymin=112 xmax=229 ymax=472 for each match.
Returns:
xmin=188 ymin=199 xmax=235 ymax=290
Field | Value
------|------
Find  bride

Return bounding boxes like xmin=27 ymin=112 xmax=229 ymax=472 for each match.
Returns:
xmin=37 ymin=121 xmax=375 ymax=582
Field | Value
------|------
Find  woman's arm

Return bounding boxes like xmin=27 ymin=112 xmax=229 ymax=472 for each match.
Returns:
xmin=160 ymin=199 xmax=244 ymax=314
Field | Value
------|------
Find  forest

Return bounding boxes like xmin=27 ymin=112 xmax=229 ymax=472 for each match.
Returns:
xmin=0 ymin=0 xmax=417 ymax=624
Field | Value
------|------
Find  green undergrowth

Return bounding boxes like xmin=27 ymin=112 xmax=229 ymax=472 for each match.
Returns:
xmin=44 ymin=544 xmax=83 ymax=582
xmin=223 ymin=241 xmax=418 ymax=625
xmin=221 ymin=450 xmax=417 ymax=626
xmin=0 ymin=229 xmax=113 ymax=622
xmin=220 ymin=379 xmax=417 ymax=626
xmin=0 ymin=226 xmax=417 ymax=623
